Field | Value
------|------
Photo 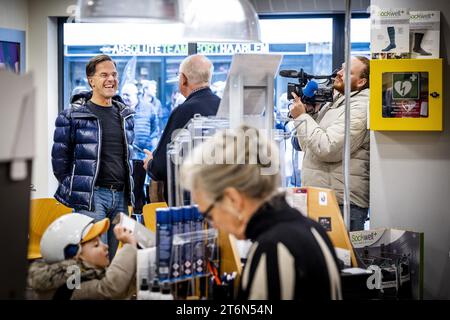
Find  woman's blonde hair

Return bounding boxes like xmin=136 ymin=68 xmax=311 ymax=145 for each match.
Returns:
xmin=180 ymin=125 xmax=280 ymax=202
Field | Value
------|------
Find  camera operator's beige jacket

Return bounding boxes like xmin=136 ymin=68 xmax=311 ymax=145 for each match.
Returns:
xmin=294 ymin=88 xmax=370 ymax=208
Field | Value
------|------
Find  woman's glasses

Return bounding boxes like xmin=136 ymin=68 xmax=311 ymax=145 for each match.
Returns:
xmin=202 ymin=203 xmax=215 ymax=221
xmin=201 ymin=195 xmax=223 ymax=222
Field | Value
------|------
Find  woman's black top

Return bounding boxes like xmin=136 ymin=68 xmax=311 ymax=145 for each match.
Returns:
xmin=238 ymin=195 xmax=342 ymax=300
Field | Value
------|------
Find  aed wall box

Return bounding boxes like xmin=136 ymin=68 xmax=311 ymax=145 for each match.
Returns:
xmin=370 ymin=58 xmax=443 ymax=131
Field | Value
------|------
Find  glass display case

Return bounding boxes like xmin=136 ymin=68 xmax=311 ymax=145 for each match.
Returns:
xmin=370 ymin=58 xmax=443 ymax=131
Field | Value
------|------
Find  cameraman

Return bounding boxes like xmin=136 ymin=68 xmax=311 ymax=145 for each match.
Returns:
xmin=289 ymin=56 xmax=370 ymax=231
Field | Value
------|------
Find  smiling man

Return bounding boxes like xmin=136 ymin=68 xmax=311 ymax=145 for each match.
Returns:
xmin=52 ymin=54 xmax=135 ymax=258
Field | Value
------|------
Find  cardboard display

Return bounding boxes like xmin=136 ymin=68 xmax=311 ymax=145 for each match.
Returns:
xmin=286 ymin=186 xmax=358 ymax=267
xmin=409 ymin=11 xmax=440 ymax=59
xmin=371 ymin=8 xmax=410 ymax=59
xmin=350 ymin=228 xmax=424 ymax=299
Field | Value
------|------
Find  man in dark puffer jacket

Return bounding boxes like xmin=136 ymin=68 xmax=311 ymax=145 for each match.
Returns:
xmin=52 ymin=54 xmax=134 ymax=258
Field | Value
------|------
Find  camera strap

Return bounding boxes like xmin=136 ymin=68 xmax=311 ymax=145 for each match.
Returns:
xmin=333 ymin=90 xmax=363 ymax=109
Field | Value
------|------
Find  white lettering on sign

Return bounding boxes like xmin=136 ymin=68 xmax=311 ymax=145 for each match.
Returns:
xmin=103 ymin=43 xmax=269 ymax=56
xmin=108 ymin=44 xmax=188 ymax=56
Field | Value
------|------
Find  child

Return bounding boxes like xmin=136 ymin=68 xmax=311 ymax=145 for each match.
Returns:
xmin=27 ymin=214 xmax=137 ymax=300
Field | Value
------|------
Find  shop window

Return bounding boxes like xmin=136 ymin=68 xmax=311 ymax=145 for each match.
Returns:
xmin=61 ymin=16 xmax=369 ymax=166
xmin=62 ymin=17 xmax=372 ymax=187
xmin=351 ymin=17 xmax=371 ymax=57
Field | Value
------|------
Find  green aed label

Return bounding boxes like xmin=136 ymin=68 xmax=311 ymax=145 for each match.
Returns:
xmin=392 ymin=73 xmax=420 ymax=99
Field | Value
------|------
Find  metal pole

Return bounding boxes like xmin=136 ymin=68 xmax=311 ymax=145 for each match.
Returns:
xmin=166 ymin=146 xmax=174 ymax=207
xmin=343 ymin=0 xmax=352 ymax=230
xmin=266 ymin=74 xmax=274 ymax=135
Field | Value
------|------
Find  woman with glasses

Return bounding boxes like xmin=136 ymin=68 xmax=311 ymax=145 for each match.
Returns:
xmin=180 ymin=125 xmax=342 ymax=300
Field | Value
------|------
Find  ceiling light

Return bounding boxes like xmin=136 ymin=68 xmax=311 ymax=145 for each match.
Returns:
xmin=77 ymin=0 xmax=261 ymax=43
xmin=77 ymin=0 xmax=182 ymax=23
xmin=183 ymin=0 xmax=261 ymax=42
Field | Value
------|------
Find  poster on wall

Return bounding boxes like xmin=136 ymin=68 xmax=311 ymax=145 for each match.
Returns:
xmin=0 ymin=41 xmax=20 ymax=73
xmin=371 ymin=8 xmax=410 ymax=59
xmin=350 ymin=228 xmax=424 ymax=300
xmin=410 ymin=11 xmax=440 ymax=59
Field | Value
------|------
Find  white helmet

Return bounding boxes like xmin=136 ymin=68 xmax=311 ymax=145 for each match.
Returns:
xmin=40 ymin=214 xmax=110 ymax=263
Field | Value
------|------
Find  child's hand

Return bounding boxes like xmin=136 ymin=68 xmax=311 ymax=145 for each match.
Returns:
xmin=113 ymin=225 xmax=137 ymax=247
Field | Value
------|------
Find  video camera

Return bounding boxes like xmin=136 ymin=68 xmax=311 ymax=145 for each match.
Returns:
xmin=279 ymin=68 xmax=336 ymax=105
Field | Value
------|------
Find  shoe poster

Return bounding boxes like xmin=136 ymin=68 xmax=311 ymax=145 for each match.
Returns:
xmin=371 ymin=8 xmax=410 ymax=59
xmin=410 ymin=11 xmax=440 ymax=59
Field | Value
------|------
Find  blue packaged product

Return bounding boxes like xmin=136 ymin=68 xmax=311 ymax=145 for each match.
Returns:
xmin=156 ymin=208 xmax=171 ymax=282
xmin=170 ymin=207 xmax=184 ymax=281
xmin=192 ymin=205 xmax=206 ymax=276
xmin=182 ymin=206 xmax=193 ymax=278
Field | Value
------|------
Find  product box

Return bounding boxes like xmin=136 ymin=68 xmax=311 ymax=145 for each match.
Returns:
xmin=409 ymin=11 xmax=440 ymax=58
xmin=371 ymin=8 xmax=410 ymax=59
xmin=113 ymin=212 xmax=155 ymax=248
xmin=285 ymin=187 xmax=308 ymax=217
xmin=350 ymin=228 xmax=424 ymax=299
xmin=136 ymin=247 xmax=156 ymax=293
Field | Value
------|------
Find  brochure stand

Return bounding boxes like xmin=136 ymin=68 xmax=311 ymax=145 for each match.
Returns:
xmin=286 ymin=186 xmax=358 ymax=267
xmin=217 ymin=53 xmax=282 ymax=130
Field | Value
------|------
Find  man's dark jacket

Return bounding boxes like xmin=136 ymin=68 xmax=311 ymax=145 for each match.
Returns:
xmin=147 ymin=87 xmax=220 ymax=201
xmin=52 ymin=91 xmax=135 ymax=211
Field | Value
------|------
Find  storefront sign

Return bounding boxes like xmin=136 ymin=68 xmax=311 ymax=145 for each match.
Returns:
xmin=66 ymin=43 xmax=271 ymax=56
xmin=65 ymin=43 xmax=312 ymax=57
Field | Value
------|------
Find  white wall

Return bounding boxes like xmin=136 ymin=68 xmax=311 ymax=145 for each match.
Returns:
xmin=0 ymin=0 xmax=28 ymax=31
xmin=26 ymin=0 xmax=76 ymax=199
xmin=1 ymin=0 xmax=75 ymax=198
xmin=371 ymin=0 xmax=450 ymax=299
xmin=0 ymin=0 xmax=28 ymax=67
